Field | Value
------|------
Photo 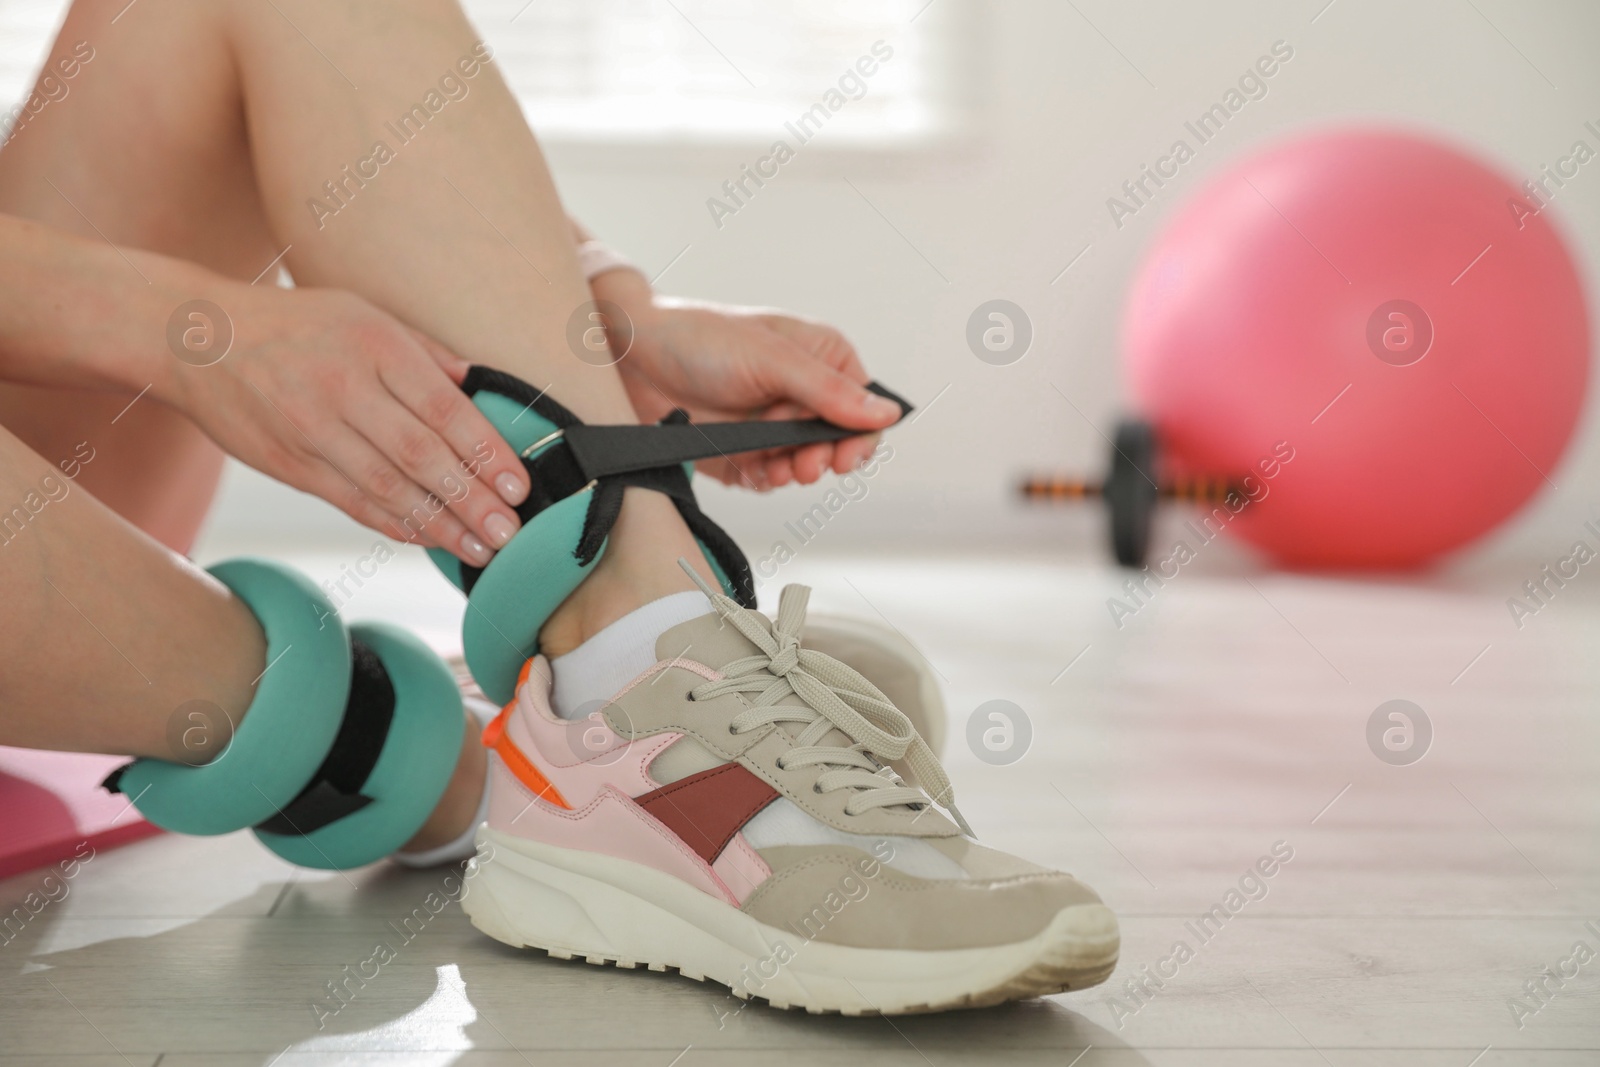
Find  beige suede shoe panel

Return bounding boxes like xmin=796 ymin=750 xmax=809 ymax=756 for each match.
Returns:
xmin=655 ymin=612 xmax=773 ymax=679
xmin=742 ymin=844 xmax=1104 ymax=951
xmin=926 ymin=836 xmax=1056 ymax=879
xmin=602 ymin=662 xmax=768 ymax=760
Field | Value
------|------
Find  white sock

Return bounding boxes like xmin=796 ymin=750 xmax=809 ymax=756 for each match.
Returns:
xmin=392 ymin=693 xmax=497 ymax=869
xmin=549 ymin=590 xmax=711 ymax=719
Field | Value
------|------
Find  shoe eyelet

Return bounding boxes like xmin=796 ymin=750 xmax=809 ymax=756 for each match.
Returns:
xmin=686 ymin=692 xmax=697 ymax=702
xmin=726 ymin=723 xmax=738 ymax=735
xmin=812 ymin=783 xmax=823 ymax=794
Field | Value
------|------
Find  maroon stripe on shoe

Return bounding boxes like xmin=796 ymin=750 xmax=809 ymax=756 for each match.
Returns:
xmin=634 ymin=762 xmax=779 ymax=865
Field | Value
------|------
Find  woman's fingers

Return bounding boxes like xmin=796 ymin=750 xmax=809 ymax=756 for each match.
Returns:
xmin=762 ymin=347 xmax=901 ymax=432
xmin=407 ymin=325 xmax=474 ymax=385
xmin=765 ymin=451 xmax=795 ymax=488
xmin=831 ymin=431 xmax=882 ymax=474
xmin=296 ymin=455 xmax=450 ymax=550
xmin=298 ymin=461 xmax=429 ymax=548
xmin=354 ymin=395 xmax=520 ymax=556
xmin=383 ymin=335 xmax=530 ymax=509
xmin=321 ymin=426 xmax=492 ymax=566
xmin=757 ymin=316 xmax=872 ymax=382
xmin=754 ymin=391 xmax=879 ymax=483
xmin=743 ymin=328 xmax=898 ymax=460
xmin=684 ymin=400 xmax=881 ymax=491
xmin=693 ymin=456 xmax=768 ymax=490
xmin=789 ymin=441 xmax=834 ymax=484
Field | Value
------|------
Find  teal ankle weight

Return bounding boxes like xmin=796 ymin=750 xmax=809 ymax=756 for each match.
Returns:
xmin=429 ymin=367 xmax=911 ymax=705
xmin=108 ymin=559 xmax=351 ymax=835
xmin=105 ymin=558 xmax=465 ymax=870
xmin=255 ymin=621 xmax=463 ymax=869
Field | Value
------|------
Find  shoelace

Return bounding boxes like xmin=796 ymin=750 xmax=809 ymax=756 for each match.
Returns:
xmin=679 ymin=560 xmax=974 ymax=837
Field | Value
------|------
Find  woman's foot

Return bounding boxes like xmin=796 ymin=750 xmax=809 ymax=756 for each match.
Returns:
xmin=458 ymin=572 xmax=1119 ymax=1013
xmin=398 ymin=587 xmax=951 ymax=867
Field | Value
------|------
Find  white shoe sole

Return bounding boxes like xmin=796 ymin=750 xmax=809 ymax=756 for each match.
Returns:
xmin=463 ymin=826 xmax=1119 ymax=1015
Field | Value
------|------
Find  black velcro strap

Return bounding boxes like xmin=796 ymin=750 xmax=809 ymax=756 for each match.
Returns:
xmin=461 ymin=366 xmax=583 ymax=429
xmin=560 ymin=382 xmax=912 ymax=481
xmin=458 ymin=443 xmax=592 ymax=597
xmin=515 ymin=444 xmax=591 ymax=523
xmin=593 ymin=442 xmax=756 ymax=604
xmin=574 ymin=462 xmax=693 ymax=566
xmin=455 ymin=374 xmax=909 ymax=605
xmin=677 ymin=494 xmax=755 ymax=606
xmin=253 ymin=636 xmax=397 ymax=837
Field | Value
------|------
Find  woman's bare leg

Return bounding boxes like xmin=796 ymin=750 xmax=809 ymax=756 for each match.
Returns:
xmin=0 ymin=0 xmax=727 ymax=848
xmin=4 ymin=0 xmax=710 ymax=645
xmin=0 ymin=0 xmax=278 ymax=553
xmin=214 ymin=0 xmax=713 ymax=652
xmin=0 ymin=1 xmax=281 ymax=752
xmin=0 ymin=422 xmax=264 ymax=758
xmin=0 ymin=420 xmax=480 ymax=850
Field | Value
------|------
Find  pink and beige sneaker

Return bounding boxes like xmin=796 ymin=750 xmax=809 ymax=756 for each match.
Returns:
xmin=462 ymin=574 xmax=1118 ymax=1015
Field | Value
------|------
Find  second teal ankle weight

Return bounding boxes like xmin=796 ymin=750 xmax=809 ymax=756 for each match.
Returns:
xmin=106 ymin=557 xmax=466 ymax=870
xmin=109 ymin=558 xmax=351 ymax=835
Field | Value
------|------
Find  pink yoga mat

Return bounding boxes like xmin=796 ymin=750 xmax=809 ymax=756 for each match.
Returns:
xmin=0 ymin=746 xmax=161 ymax=881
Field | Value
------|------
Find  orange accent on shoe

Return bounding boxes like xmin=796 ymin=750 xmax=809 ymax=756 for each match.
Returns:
xmin=482 ymin=704 xmax=570 ymax=810
xmin=480 ymin=658 xmax=542 ymax=748
xmin=481 ymin=703 xmax=512 ymax=749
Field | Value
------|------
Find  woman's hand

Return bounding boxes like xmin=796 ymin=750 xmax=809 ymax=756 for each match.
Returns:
xmin=594 ymin=270 xmax=902 ymax=490
xmin=154 ymin=284 xmax=530 ymax=566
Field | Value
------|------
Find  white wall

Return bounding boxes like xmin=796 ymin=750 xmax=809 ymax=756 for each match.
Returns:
xmin=6 ymin=0 xmax=1597 ymax=573
xmin=529 ymin=0 xmax=1600 ymax=576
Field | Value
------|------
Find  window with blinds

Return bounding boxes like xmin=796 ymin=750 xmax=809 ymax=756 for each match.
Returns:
xmin=0 ymin=2 xmax=949 ymax=148
xmin=461 ymin=0 xmax=944 ymax=144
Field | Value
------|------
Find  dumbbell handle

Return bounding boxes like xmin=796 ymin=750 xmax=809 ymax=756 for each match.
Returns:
xmin=1019 ymin=475 xmax=1241 ymax=503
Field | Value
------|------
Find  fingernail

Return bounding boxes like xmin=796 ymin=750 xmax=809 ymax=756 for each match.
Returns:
xmin=864 ymin=395 xmax=901 ymax=420
xmin=460 ymin=533 xmax=492 ymax=566
xmin=484 ymin=512 xmax=518 ymax=548
xmin=495 ymin=472 xmax=527 ymax=505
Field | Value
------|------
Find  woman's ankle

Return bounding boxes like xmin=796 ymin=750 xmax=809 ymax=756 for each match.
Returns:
xmin=538 ymin=489 xmax=714 ymax=657
xmin=539 ymin=552 xmax=706 ymax=658
xmin=399 ymin=715 xmax=486 ymax=853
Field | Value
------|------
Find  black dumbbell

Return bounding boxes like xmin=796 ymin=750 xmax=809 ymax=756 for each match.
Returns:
xmin=1019 ymin=419 xmax=1241 ymax=568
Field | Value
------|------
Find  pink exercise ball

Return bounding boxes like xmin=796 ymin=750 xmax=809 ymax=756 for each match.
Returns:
xmin=1123 ymin=127 xmax=1590 ymax=568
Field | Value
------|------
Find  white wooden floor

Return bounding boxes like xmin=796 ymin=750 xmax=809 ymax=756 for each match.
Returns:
xmin=3 ymin=548 xmax=1598 ymax=1065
